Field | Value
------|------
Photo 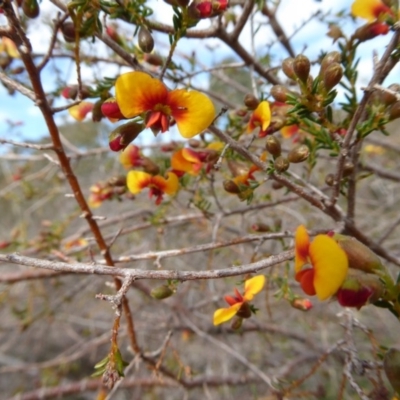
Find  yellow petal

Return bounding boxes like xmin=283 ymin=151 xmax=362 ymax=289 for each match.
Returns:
xmin=309 ymin=235 xmax=348 ymax=301
xmin=126 ymin=170 xmax=152 ymax=194
xmin=213 ymin=303 xmax=242 ymax=326
xmin=207 ymin=141 xmax=225 ymax=151
xmin=351 ymin=0 xmax=389 ymax=22
xmin=247 ymin=101 xmax=271 ymax=132
xmin=168 ymin=89 xmax=216 ymax=138
xmin=295 ymin=225 xmax=310 ymax=273
xmin=243 ymin=275 xmax=265 ymax=301
xmin=115 ymin=71 xmax=168 ymax=118
xmin=152 ymin=172 xmax=179 ymax=195
xmin=3 ymin=38 xmax=19 ymax=59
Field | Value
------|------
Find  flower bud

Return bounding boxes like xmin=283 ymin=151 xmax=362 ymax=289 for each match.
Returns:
xmin=290 ymin=298 xmax=313 ymax=311
xmin=282 ymin=57 xmax=296 ymax=80
xmin=243 ymin=94 xmax=259 ymax=110
xmin=138 ymin=26 xmax=154 ymax=53
xmin=251 ymin=223 xmax=270 ymax=232
xmin=223 ymin=179 xmax=240 ymax=194
xmin=351 ymin=22 xmax=389 ymax=43
xmin=323 ymin=62 xmax=343 ymax=92
xmin=274 ymin=156 xmax=290 ymax=173
xmin=271 ymin=181 xmax=284 ymax=190
xmin=319 ymin=51 xmax=341 ymax=76
xmin=101 ymin=98 xmax=125 ymax=120
xmin=287 ymin=144 xmax=310 ymax=163
xmin=150 ymin=285 xmax=174 ymax=300
xmin=230 ymin=317 xmax=243 ymax=330
xmin=61 ymin=22 xmax=76 ymax=43
xmin=336 ymin=270 xmax=385 ymax=309
xmin=143 ymin=53 xmax=163 ymax=66
xmin=61 ymin=85 xmax=91 ymax=100
xmin=325 ymin=174 xmax=335 ymax=186
xmin=261 ymin=117 xmax=286 ymax=136
xmin=265 ymin=136 xmax=281 ymax=157
xmin=293 ymin=54 xmax=310 ymax=83
xmin=384 ymin=348 xmax=400 ymax=394
xmin=108 ymin=121 xmax=144 ymax=152
xmin=270 ymin=85 xmax=292 ymax=103
xmin=22 ymin=0 xmax=39 ymax=18
xmin=335 ymin=235 xmax=385 ymax=274
xmin=389 ymin=101 xmax=400 ymax=120
xmin=140 ymin=157 xmax=160 ymax=175
xmin=380 ymin=84 xmax=400 ymax=106
xmin=107 ymin=176 xmax=127 ymax=187
xmin=236 ymin=302 xmax=251 ymax=319
xmin=342 ymin=161 xmax=354 ymax=178
xmin=92 ymin=99 xmax=104 ymax=122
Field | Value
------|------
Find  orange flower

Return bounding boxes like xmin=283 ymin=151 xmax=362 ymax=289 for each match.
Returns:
xmin=115 ymin=71 xmax=216 ymax=138
xmin=247 ymin=101 xmax=271 ymax=137
xmin=213 ymin=275 xmax=265 ymax=325
xmin=127 ymin=170 xmax=179 ymax=205
xmin=68 ymin=101 xmax=94 ymax=122
xmin=171 ymin=148 xmax=203 ymax=176
xmin=351 ymin=0 xmax=393 ymax=22
xmin=295 ymin=225 xmax=348 ymax=301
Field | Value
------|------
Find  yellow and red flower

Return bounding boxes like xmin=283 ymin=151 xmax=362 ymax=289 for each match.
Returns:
xmin=127 ymin=170 xmax=179 ymax=205
xmin=351 ymin=0 xmax=394 ymax=22
xmin=68 ymin=101 xmax=94 ymax=122
xmin=115 ymin=71 xmax=216 ymax=138
xmin=213 ymin=275 xmax=265 ymax=325
xmin=295 ymin=225 xmax=348 ymax=301
xmin=88 ymin=183 xmax=113 ymax=208
xmin=247 ymin=101 xmax=271 ymax=137
xmin=120 ymin=145 xmax=144 ymax=169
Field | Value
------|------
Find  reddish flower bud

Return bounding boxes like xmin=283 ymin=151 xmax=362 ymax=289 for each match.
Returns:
xmin=188 ymin=0 xmax=228 ymax=19
xmin=101 ymin=98 xmax=125 ymax=120
xmin=230 ymin=317 xmax=243 ymax=330
xmin=352 ymin=22 xmax=389 ymax=43
xmin=325 ymin=173 xmax=335 ymax=186
xmin=290 ymin=298 xmax=313 ymax=311
xmin=380 ymin=84 xmax=400 ymax=106
xmin=251 ymin=223 xmax=271 ymax=232
xmin=108 ymin=121 xmax=145 ymax=152
xmin=336 ymin=270 xmax=385 ymax=309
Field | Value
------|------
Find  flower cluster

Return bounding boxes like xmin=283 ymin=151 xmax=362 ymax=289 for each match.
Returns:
xmin=294 ymin=225 xmax=394 ymax=310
